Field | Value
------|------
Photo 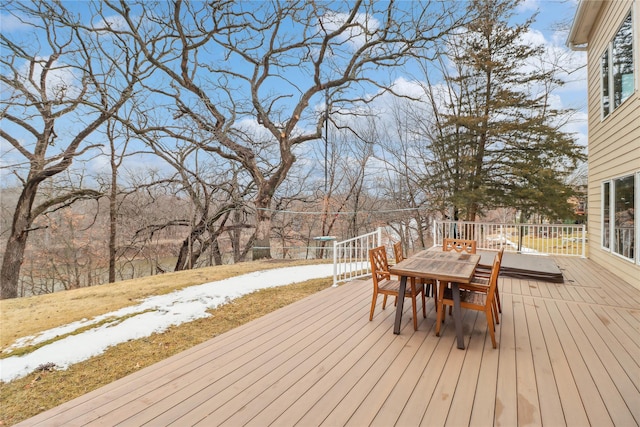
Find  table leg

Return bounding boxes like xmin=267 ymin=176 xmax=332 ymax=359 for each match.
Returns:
xmin=435 ymin=281 xmax=445 ymax=336
xmin=393 ymin=275 xmax=407 ymax=334
xmin=451 ymin=282 xmax=465 ymax=349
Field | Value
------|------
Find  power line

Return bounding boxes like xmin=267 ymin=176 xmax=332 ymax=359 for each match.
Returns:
xmin=255 ymin=207 xmax=423 ymax=215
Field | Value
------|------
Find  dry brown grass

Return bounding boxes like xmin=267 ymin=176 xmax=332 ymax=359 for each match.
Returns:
xmin=0 ymin=258 xmax=326 ymax=350
xmin=0 ymin=260 xmax=333 ymax=426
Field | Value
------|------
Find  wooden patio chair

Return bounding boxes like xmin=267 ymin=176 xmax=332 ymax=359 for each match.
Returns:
xmin=393 ymin=241 xmax=436 ymax=301
xmin=473 ymin=247 xmax=504 ymax=314
xmin=442 ymin=238 xmax=477 ymax=254
xmin=436 ymin=252 xmax=501 ymax=348
xmin=369 ymin=245 xmax=426 ymax=331
xmin=442 ymin=238 xmax=478 ymax=315
xmin=459 ymin=247 xmax=504 ymax=326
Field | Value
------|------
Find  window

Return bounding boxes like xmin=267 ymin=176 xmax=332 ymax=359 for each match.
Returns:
xmin=603 ymin=181 xmax=610 ymax=248
xmin=603 ymin=175 xmax=636 ymax=262
xmin=614 ymin=175 xmax=635 ymax=259
xmin=601 ymin=11 xmax=635 ymax=118
xmin=601 ymin=50 xmax=610 ymax=117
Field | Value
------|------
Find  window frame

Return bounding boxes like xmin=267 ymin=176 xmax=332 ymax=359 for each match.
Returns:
xmin=602 ymin=173 xmax=638 ymax=263
xmin=600 ymin=9 xmax=635 ymax=120
xmin=637 ymin=172 xmax=640 ymax=267
xmin=602 ymin=181 xmax=611 ymax=250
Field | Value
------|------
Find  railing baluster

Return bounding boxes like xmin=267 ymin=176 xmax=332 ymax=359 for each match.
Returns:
xmin=332 ymin=221 xmax=587 ymax=286
xmin=431 ymin=221 xmax=586 ymax=257
xmin=332 ymin=227 xmax=384 ymax=286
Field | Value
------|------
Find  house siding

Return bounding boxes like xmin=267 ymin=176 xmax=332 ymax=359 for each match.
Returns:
xmin=585 ymin=0 xmax=640 ymax=288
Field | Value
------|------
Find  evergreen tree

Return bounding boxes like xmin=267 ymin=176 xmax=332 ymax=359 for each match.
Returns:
xmin=423 ymin=0 xmax=585 ymax=222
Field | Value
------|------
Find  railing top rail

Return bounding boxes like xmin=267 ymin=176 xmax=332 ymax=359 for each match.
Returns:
xmin=334 ymin=229 xmax=379 ymax=246
xmin=433 ymin=220 xmax=586 ymax=258
xmin=436 ymin=221 xmax=585 ymax=228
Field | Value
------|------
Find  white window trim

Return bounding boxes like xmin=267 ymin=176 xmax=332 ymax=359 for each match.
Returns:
xmin=600 ymin=7 xmax=636 ymax=120
xmin=604 ymin=174 xmax=638 ymax=263
xmin=617 ymin=7 xmax=636 ymax=106
xmin=637 ymin=172 xmax=640 ymax=267
xmin=602 ymin=180 xmax=611 ymax=251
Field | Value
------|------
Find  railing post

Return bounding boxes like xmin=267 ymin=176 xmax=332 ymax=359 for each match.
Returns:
xmin=433 ymin=221 xmax=437 ymax=247
xmin=377 ymin=227 xmax=382 ymax=247
xmin=582 ymin=224 xmax=587 ymax=258
xmin=332 ymin=240 xmax=338 ymax=287
xmin=517 ymin=225 xmax=523 ymax=253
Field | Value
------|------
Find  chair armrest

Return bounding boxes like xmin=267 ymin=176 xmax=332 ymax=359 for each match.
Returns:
xmin=379 ymin=270 xmax=392 ymax=279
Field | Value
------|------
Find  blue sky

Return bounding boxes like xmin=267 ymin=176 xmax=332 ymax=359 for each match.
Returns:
xmin=520 ymin=0 xmax=588 ymax=144
xmin=0 ymin=0 xmax=588 ymax=185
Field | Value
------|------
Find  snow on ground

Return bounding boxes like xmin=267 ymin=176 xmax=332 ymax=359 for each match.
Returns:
xmin=0 ymin=263 xmax=334 ymax=383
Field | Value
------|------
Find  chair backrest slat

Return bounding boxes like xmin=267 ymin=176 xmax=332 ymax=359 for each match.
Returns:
xmin=443 ymin=238 xmax=477 ymax=254
xmin=369 ymin=246 xmax=390 ymax=291
xmin=392 ymin=241 xmax=405 ymax=263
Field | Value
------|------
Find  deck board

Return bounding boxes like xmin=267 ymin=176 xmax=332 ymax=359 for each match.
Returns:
xmin=513 ymin=294 xmax=543 ymax=427
xmin=15 ymin=257 xmax=640 ymax=427
xmin=524 ymin=297 xmax=564 ymax=426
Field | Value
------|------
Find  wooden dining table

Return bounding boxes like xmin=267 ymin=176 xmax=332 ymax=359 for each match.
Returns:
xmin=388 ymin=250 xmax=480 ymax=349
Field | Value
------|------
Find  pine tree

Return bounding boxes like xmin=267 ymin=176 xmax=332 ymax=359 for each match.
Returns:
xmin=424 ymin=0 xmax=585 ymax=222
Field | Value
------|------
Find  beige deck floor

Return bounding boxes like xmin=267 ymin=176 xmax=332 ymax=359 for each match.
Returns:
xmin=17 ymin=257 xmax=640 ymax=426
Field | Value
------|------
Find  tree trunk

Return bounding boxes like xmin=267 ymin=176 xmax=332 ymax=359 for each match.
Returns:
xmin=252 ymin=203 xmax=272 ymax=260
xmin=1 ymin=237 xmax=27 ymax=299
xmin=1 ymin=185 xmax=37 ymax=299
xmin=211 ymin=239 xmax=223 ymax=265
xmin=108 ymin=163 xmax=117 ymax=283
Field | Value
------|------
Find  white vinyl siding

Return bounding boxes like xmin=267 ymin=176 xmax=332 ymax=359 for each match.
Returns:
xmin=586 ymin=0 xmax=640 ymax=287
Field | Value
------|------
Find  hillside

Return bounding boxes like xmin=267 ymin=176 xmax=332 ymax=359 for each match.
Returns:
xmin=0 ymin=259 xmax=333 ymax=426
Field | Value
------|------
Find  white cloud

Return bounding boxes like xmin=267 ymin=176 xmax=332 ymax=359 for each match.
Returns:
xmin=93 ymin=14 xmax=131 ymax=32
xmin=387 ymin=77 xmax=428 ymax=100
xmin=0 ymin=13 xmax=32 ymax=32
xmin=517 ymin=0 xmax=540 ymax=12
xmin=18 ymin=57 xmax=82 ymax=102
xmin=319 ymin=11 xmax=380 ymax=51
xmin=564 ymin=110 xmax=588 ymax=148
xmin=520 ymin=28 xmax=546 ymax=46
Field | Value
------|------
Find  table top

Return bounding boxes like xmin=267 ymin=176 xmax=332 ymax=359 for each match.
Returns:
xmin=389 ymin=250 xmax=480 ymax=283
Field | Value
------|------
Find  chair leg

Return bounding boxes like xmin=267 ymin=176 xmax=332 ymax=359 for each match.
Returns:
xmin=421 ymin=288 xmax=427 ymax=318
xmin=432 ymin=282 xmax=438 ymax=311
xmin=369 ymin=292 xmax=378 ymax=321
xmin=486 ymin=308 xmax=497 ymax=348
xmin=382 ymin=294 xmax=388 ymax=310
xmin=492 ymin=298 xmax=499 ymax=325
xmin=411 ymin=296 xmax=418 ymax=330
xmin=435 ymin=283 xmax=445 ymax=336
xmin=495 ymin=287 xmax=502 ymax=313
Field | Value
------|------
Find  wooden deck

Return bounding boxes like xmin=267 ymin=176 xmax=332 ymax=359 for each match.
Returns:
xmin=18 ymin=257 xmax=640 ymax=426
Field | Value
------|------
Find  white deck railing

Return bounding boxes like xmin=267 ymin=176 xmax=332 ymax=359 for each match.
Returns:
xmin=332 ymin=228 xmax=382 ymax=286
xmin=331 ymin=222 xmax=586 ymax=286
xmin=434 ymin=221 xmax=587 ymax=257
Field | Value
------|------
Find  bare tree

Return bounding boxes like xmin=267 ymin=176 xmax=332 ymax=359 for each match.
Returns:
xmin=0 ymin=1 xmax=147 ymax=298
xmin=94 ymin=119 xmax=144 ymax=283
xmin=131 ymin=135 xmax=255 ymax=270
xmin=98 ymin=0 xmax=464 ymax=259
